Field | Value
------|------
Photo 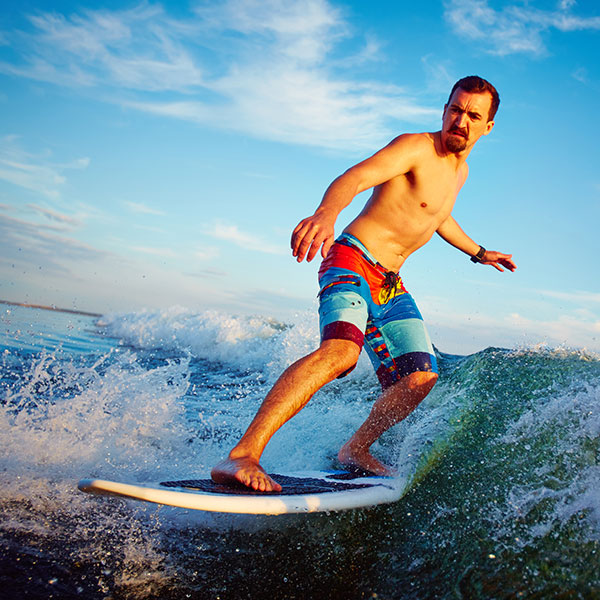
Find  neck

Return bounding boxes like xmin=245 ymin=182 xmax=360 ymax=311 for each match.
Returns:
xmin=434 ymin=131 xmax=471 ymax=165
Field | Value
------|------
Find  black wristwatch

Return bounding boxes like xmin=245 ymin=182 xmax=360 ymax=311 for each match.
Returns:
xmin=470 ymin=245 xmax=486 ymax=263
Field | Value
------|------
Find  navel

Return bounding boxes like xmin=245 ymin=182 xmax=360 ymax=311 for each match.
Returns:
xmin=420 ymin=202 xmax=427 ymax=208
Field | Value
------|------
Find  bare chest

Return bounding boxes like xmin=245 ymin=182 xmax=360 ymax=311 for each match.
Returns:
xmin=379 ymin=163 xmax=461 ymax=218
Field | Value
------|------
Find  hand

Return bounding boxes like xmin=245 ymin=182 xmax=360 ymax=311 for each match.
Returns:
xmin=481 ymin=251 xmax=517 ymax=272
xmin=291 ymin=213 xmax=335 ymax=263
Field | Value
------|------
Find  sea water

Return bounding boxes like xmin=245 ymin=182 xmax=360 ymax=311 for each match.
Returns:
xmin=0 ymin=304 xmax=598 ymax=599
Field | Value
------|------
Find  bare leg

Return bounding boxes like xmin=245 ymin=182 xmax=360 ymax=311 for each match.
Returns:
xmin=338 ymin=371 xmax=438 ymax=476
xmin=211 ymin=339 xmax=361 ymax=492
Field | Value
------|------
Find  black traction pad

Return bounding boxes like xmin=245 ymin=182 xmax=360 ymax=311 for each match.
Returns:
xmin=159 ymin=473 xmax=380 ymax=496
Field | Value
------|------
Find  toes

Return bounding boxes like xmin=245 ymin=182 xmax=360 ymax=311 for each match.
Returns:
xmin=214 ymin=458 xmax=282 ymax=492
xmin=250 ymin=472 xmax=281 ymax=492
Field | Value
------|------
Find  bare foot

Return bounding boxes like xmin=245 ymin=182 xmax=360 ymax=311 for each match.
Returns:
xmin=211 ymin=456 xmax=282 ymax=492
xmin=338 ymin=441 xmax=397 ymax=477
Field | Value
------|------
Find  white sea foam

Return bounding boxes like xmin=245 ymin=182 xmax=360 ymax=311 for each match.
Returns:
xmin=100 ymin=306 xmax=303 ymax=375
xmin=493 ymin=375 xmax=600 ymax=541
xmin=1 ymin=307 xmax=381 ymax=496
xmin=95 ymin=306 xmax=382 ymax=474
xmin=99 ymin=306 xmax=377 ymax=383
xmin=0 ymin=350 xmax=193 ymax=485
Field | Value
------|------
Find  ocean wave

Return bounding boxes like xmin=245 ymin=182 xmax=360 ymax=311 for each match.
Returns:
xmin=2 ymin=307 xmax=599 ymax=598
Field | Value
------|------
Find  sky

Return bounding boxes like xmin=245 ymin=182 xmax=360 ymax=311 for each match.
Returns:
xmin=0 ymin=0 xmax=599 ymax=354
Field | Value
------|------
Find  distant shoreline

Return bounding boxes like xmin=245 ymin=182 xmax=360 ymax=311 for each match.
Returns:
xmin=0 ymin=299 xmax=102 ymax=318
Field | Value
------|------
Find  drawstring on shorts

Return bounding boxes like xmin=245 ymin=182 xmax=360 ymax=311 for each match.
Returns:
xmin=382 ymin=271 xmax=400 ymax=300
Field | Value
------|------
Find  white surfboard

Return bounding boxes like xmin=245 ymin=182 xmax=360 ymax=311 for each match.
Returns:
xmin=78 ymin=470 xmax=407 ymax=515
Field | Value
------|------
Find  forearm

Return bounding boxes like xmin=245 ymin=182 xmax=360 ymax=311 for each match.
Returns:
xmin=436 ymin=215 xmax=480 ymax=256
xmin=436 ymin=215 xmax=517 ymax=272
xmin=314 ymin=170 xmax=362 ymax=220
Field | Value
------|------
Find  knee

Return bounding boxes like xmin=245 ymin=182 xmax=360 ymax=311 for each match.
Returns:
xmin=404 ymin=370 xmax=438 ymax=394
xmin=317 ymin=339 xmax=361 ymax=378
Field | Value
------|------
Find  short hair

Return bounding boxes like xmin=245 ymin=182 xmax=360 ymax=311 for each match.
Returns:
xmin=447 ymin=76 xmax=500 ymax=121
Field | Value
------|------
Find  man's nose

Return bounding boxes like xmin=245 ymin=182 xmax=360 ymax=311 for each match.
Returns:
xmin=454 ymin=112 xmax=468 ymax=127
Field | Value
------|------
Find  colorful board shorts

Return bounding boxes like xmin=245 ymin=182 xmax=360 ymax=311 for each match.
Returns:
xmin=318 ymin=233 xmax=438 ymax=389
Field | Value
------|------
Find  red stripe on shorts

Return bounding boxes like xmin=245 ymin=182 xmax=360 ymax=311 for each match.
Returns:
xmin=322 ymin=321 xmax=364 ymax=348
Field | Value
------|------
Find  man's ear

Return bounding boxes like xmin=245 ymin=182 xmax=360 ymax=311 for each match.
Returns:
xmin=483 ymin=120 xmax=495 ymax=136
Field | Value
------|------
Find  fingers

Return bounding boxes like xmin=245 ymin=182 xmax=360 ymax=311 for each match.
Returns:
xmin=321 ymin=237 xmax=333 ymax=259
xmin=291 ymin=219 xmax=318 ymax=262
xmin=306 ymin=231 xmax=331 ymax=262
xmin=483 ymin=251 xmax=516 ymax=273
xmin=497 ymin=254 xmax=517 ymax=272
xmin=291 ymin=217 xmax=333 ymax=263
xmin=290 ymin=219 xmax=309 ymax=257
xmin=294 ymin=231 xmax=319 ymax=262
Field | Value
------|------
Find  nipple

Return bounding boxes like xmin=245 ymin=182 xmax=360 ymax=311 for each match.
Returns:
xmin=420 ymin=202 xmax=427 ymax=208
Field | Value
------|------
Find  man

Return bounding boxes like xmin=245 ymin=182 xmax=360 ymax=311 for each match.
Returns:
xmin=212 ymin=75 xmax=516 ymax=492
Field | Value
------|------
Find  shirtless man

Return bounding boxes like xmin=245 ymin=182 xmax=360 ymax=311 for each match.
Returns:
xmin=212 ymin=75 xmax=516 ymax=492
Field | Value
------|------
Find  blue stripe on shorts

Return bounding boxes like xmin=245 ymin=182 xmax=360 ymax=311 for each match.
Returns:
xmin=318 ymin=236 xmax=437 ymax=389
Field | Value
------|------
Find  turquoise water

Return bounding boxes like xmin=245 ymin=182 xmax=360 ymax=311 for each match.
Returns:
xmin=0 ymin=304 xmax=598 ymax=599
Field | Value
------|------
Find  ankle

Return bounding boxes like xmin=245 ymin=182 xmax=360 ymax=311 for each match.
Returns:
xmin=228 ymin=447 xmax=260 ymax=462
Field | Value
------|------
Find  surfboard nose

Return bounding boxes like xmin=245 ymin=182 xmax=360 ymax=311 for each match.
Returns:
xmin=77 ymin=478 xmax=95 ymax=492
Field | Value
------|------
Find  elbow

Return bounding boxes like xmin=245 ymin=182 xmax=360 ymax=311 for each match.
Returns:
xmin=328 ymin=169 xmax=363 ymax=198
xmin=340 ymin=166 xmax=370 ymax=196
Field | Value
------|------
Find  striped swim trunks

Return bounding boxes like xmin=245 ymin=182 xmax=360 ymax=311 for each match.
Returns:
xmin=318 ymin=233 xmax=438 ymax=389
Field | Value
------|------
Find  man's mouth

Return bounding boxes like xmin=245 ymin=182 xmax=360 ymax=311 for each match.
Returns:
xmin=449 ymin=129 xmax=467 ymax=138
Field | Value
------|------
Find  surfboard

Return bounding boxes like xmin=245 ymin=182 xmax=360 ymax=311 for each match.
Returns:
xmin=77 ymin=470 xmax=407 ymax=515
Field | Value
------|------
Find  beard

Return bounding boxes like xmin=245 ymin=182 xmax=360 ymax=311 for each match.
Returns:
xmin=445 ymin=132 xmax=468 ymax=153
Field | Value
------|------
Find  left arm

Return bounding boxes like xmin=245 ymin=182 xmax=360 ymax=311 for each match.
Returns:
xmin=436 ymin=215 xmax=517 ymax=272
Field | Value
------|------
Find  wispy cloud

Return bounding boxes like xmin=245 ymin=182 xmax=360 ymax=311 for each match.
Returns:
xmin=559 ymin=0 xmax=577 ymax=10
xmin=27 ymin=203 xmax=82 ymax=228
xmin=3 ymin=4 xmax=204 ymax=91
xmin=0 ymin=210 xmax=235 ymax=312
xmin=206 ymin=222 xmax=286 ymax=255
xmin=1 ymin=1 xmax=438 ymax=151
xmin=194 ymin=246 xmax=220 ymax=262
xmin=572 ymin=66 xmax=589 ymax=83
xmin=425 ymin=297 xmax=600 ymax=353
xmin=131 ymin=245 xmax=178 ymax=258
xmin=187 ymin=267 xmax=227 ymax=279
xmin=0 ymin=212 xmax=108 ymax=277
xmin=506 ymin=312 xmax=600 ymax=350
xmin=444 ymin=0 xmax=600 ymax=56
xmin=0 ymin=136 xmax=89 ymax=199
xmin=538 ymin=288 xmax=600 ymax=306
xmin=126 ymin=201 xmax=166 ymax=216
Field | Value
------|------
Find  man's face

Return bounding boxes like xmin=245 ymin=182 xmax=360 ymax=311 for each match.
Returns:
xmin=442 ymin=88 xmax=495 ymax=154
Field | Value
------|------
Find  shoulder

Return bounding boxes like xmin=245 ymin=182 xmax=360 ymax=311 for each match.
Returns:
xmin=380 ymin=132 xmax=435 ymax=163
xmin=387 ymin=132 xmax=433 ymax=152
xmin=349 ymin=132 xmax=436 ymax=182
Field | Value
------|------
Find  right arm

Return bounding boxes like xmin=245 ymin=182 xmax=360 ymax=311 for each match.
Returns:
xmin=437 ymin=215 xmax=517 ymax=272
xmin=290 ymin=172 xmax=362 ymax=263
xmin=291 ymin=134 xmax=427 ymax=262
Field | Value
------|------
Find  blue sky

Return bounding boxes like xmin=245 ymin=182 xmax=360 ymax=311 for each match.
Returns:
xmin=0 ymin=0 xmax=599 ymax=354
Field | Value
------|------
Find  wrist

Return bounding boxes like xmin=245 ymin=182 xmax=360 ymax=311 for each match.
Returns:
xmin=314 ymin=206 xmax=338 ymax=222
xmin=470 ymin=245 xmax=486 ymax=263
